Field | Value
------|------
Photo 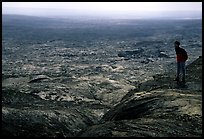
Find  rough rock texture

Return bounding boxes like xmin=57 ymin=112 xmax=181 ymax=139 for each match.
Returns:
xmin=2 ymin=56 xmax=202 ymax=137
xmin=2 ymin=87 xmax=100 ymax=137
xmin=78 ymin=56 xmax=202 ymax=137
xmin=2 ymin=15 xmax=202 ymax=137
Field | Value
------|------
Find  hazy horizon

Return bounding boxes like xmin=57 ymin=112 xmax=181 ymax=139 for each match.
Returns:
xmin=2 ymin=2 xmax=202 ymax=19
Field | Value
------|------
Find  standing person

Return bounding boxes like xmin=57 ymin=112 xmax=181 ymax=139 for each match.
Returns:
xmin=174 ymin=41 xmax=188 ymax=84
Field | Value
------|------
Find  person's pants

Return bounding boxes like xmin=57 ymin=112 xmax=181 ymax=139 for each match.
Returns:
xmin=177 ymin=62 xmax=186 ymax=82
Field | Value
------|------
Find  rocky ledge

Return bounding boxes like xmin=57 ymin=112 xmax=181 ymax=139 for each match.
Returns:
xmin=2 ymin=56 xmax=202 ymax=137
xmin=78 ymin=56 xmax=202 ymax=137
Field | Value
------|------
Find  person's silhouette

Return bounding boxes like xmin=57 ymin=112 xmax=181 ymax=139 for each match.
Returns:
xmin=174 ymin=41 xmax=188 ymax=83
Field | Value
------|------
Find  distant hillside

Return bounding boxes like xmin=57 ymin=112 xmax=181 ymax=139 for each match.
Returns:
xmin=2 ymin=14 xmax=202 ymax=42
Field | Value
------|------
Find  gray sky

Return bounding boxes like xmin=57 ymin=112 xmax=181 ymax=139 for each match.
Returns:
xmin=2 ymin=2 xmax=202 ymax=18
xmin=3 ymin=2 xmax=202 ymax=11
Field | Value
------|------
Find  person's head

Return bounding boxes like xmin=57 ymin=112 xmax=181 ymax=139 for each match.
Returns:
xmin=174 ymin=41 xmax=180 ymax=48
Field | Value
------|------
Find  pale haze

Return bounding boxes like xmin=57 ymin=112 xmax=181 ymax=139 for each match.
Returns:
xmin=2 ymin=2 xmax=202 ymax=19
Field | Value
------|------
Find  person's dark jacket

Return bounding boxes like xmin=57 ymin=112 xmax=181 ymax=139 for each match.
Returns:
xmin=175 ymin=47 xmax=188 ymax=62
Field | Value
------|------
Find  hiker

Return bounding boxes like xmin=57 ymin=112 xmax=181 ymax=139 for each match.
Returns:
xmin=174 ymin=41 xmax=188 ymax=83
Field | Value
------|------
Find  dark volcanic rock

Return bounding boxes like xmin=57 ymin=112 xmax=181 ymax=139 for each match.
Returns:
xmin=2 ymin=15 xmax=202 ymax=137
xmin=118 ymin=48 xmax=144 ymax=58
xmin=2 ymin=56 xmax=202 ymax=137
xmin=2 ymin=87 xmax=99 ymax=137
xmin=78 ymin=56 xmax=202 ymax=137
xmin=2 ymin=107 xmax=95 ymax=137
